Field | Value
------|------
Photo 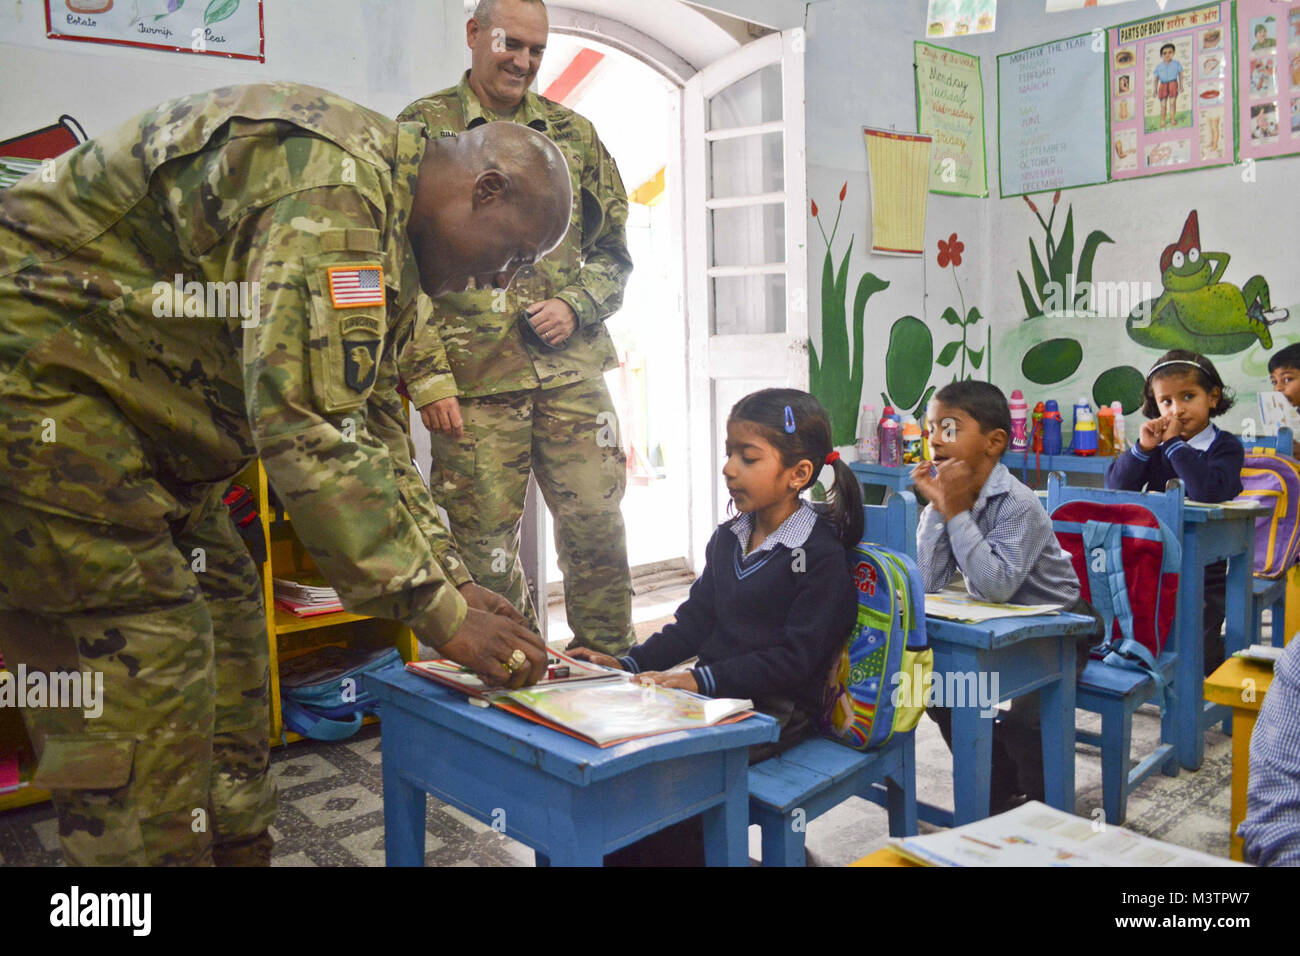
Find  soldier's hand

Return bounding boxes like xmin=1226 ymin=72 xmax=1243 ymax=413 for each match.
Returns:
xmin=524 ymin=299 xmax=577 ymax=346
xmin=419 ymin=397 xmax=464 ymax=438
xmin=437 ymin=608 xmax=547 ymax=689
xmin=458 ymin=581 xmax=529 ymax=628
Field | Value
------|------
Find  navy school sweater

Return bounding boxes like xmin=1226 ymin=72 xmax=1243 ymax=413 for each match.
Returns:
xmin=1104 ymin=425 xmax=1243 ymax=502
xmin=620 ymin=511 xmax=858 ymax=716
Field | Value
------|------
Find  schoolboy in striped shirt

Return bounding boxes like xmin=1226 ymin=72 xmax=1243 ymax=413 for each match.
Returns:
xmin=912 ymin=381 xmax=1102 ymax=813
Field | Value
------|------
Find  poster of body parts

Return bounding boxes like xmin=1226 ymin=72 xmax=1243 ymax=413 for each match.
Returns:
xmin=1237 ymin=0 xmax=1300 ymax=161
xmin=47 ymin=0 xmax=264 ymax=61
xmin=998 ymin=33 xmax=1109 ymax=196
xmin=1108 ymin=1 xmax=1233 ymax=180
xmin=915 ymin=42 xmax=989 ymax=197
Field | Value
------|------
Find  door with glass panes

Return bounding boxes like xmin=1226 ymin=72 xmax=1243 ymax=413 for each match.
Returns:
xmin=683 ymin=28 xmax=808 ymax=569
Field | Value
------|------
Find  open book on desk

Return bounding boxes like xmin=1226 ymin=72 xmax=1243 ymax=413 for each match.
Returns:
xmin=406 ymin=647 xmax=619 ymax=697
xmin=407 ymin=653 xmax=754 ymax=747
xmin=925 ymin=587 xmax=1062 ymax=623
xmin=892 ymin=801 xmax=1242 ymax=867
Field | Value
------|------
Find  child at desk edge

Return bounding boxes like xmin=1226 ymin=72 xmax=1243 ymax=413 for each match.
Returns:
xmin=1105 ymin=350 xmax=1243 ymax=674
xmin=912 ymin=381 xmax=1102 ymax=813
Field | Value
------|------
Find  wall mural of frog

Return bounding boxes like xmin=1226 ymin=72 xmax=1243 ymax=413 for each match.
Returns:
xmin=1127 ymin=210 xmax=1289 ymax=353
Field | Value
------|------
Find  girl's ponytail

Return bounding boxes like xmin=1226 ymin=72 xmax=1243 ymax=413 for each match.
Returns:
xmin=825 ymin=455 xmax=864 ymax=549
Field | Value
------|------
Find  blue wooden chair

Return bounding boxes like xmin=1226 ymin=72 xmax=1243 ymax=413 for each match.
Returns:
xmin=1243 ymin=427 xmax=1293 ymax=647
xmin=748 ymin=489 xmax=920 ymax=865
xmin=1046 ymin=473 xmax=1184 ymax=824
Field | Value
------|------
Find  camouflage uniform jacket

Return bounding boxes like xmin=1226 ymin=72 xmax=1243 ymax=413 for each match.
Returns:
xmin=0 ymin=82 xmax=473 ymax=644
xmin=397 ymin=72 xmax=633 ymax=404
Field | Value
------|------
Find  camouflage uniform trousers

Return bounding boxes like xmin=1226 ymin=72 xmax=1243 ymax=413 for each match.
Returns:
xmin=429 ymin=377 xmax=635 ymax=655
xmin=0 ymin=483 xmax=277 ymax=866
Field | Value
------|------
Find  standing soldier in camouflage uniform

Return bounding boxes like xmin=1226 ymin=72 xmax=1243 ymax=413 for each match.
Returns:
xmin=400 ymin=0 xmax=637 ymax=656
xmin=0 ymin=82 xmax=568 ymax=866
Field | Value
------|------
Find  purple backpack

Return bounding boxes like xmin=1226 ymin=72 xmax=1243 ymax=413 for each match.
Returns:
xmin=1236 ymin=450 xmax=1300 ymax=578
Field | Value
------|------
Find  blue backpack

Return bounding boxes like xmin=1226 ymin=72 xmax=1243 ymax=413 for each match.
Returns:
xmin=280 ymin=645 xmax=404 ymax=740
xmin=819 ymin=544 xmax=932 ymax=750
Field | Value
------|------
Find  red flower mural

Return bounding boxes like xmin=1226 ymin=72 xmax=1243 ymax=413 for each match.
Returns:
xmin=937 ymin=232 xmax=965 ymax=269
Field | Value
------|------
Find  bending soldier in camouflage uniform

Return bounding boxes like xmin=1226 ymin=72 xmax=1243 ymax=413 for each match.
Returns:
xmin=0 ymin=83 xmax=567 ymax=865
xmin=400 ymin=0 xmax=637 ymax=655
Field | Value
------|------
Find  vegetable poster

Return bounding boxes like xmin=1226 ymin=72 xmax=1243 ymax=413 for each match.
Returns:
xmin=997 ymin=33 xmax=1109 ymax=197
xmin=915 ymin=42 xmax=989 ymax=197
xmin=1108 ymin=1 xmax=1233 ymax=180
xmin=46 ymin=0 xmax=264 ymax=62
xmin=1236 ymin=0 xmax=1300 ymax=161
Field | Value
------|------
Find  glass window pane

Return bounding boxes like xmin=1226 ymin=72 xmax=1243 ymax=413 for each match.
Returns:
xmin=711 ymin=274 xmax=786 ymax=336
xmin=707 ymin=64 xmax=782 ymax=131
xmin=708 ymin=131 xmax=784 ymax=198
xmin=710 ymin=204 xmax=784 ymax=268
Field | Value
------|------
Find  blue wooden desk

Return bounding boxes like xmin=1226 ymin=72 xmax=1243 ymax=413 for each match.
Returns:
xmin=1003 ymin=450 xmax=1115 ymax=487
xmin=1178 ymin=501 xmax=1269 ymax=769
xmin=364 ymin=667 xmax=779 ymax=866
xmin=921 ymin=611 xmax=1097 ymax=826
xmin=850 ymin=461 xmax=913 ymax=495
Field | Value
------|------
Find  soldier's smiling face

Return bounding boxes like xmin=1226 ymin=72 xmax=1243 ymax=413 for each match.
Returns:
xmin=467 ymin=0 xmax=549 ymax=113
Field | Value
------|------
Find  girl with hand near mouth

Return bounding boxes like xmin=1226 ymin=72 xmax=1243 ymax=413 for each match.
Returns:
xmin=1106 ymin=349 xmax=1244 ymax=673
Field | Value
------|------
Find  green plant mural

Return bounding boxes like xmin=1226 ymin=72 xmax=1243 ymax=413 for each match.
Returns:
xmin=809 ymin=184 xmax=891 ymax=445
xmin=878 ymin=232 xmax=987 ymax=418
xmin=1017 ymin=190 xmax=1114 ymax=319
xmin=934 ymin=233 xmax=985 ymax=381
xmin=1126 ymin=209 xmax=1289 ymax=354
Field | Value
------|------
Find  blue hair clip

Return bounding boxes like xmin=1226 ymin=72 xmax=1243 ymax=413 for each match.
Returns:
xmin=784 ymin=405 xmax=796 ymax=434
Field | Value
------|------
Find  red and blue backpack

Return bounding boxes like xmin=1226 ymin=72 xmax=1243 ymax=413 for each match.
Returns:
xmin=1050 ymin=501 xmax=1181 ymax=688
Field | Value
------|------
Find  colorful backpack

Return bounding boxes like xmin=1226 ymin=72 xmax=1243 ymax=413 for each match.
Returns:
xmin=1051 ymin=501 xmax=1181 ymax=686
xmin=1236 ymin=449 xmax=1300 ymax=578
xmin=819 ymin=544 xmax=932 ymax=751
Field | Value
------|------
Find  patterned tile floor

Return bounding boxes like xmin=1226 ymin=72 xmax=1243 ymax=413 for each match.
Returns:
xmin=0 ymin=701 xmax=1234 ymax=867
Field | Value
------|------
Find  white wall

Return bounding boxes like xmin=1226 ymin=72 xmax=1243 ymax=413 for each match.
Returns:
xmin=0 ymin=0 xmax=468 ymax=141
xmin=789 ymin=0 xmax=1300 ymax=440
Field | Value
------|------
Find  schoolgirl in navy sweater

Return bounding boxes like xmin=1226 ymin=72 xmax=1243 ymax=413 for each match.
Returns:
xmin=571 ymin=389 xmax=862 ymax=752
xmin=1106 ymin=349 xmax=1244 ymax=674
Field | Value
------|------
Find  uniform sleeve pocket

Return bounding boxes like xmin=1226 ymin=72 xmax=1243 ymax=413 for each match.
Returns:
xmin=303 ymin=253 xmax=389 ymax=415
xmin=32 ymin=733 xmax=136 ymax=790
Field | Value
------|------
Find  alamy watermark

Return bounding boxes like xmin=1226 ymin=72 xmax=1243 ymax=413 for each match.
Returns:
xmin=0 ymin=665 xmax=103 ymax=719
xmin=151 ymin=274 xmax=259 ymax=327
xmin=1039 ymin=273 xmax=1157 ymax=322
xmin=891 ymin=664 xmax=1001 ymax=718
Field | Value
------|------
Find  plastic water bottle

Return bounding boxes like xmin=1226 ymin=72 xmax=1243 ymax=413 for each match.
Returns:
xmin=1110 ymin=401 xmax=1127 ymax=452
xmin=1009 ymin=390 xmax=1029 ymax=452
xmin=1097 ymin=404 xmax=1115 ymax=456
xmin=901 ymin=414 xmax=923 ymax=464
xmin=1068 ymin=397 xmax=1094 ymax=455
xmin=1071 ymin=404 xmax=1099 ymax=456
xmin=857 ymin=404 xmax=879 ymax=464
xmin=880 ymin=413 xmax=902 ymax=468
xmin=1042 ymin=399 xmax=1063 ymax=455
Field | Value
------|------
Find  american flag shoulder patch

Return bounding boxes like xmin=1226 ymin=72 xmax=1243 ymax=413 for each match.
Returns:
xmin=327 ymin=264 xmax=385 ymax=309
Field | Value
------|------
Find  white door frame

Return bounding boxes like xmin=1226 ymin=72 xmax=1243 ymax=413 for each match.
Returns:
xmin=682 ymin=28 xmax=808 ymax=571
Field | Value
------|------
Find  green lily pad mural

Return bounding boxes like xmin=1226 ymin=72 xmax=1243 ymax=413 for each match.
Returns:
xmin=1092 ymin=365 xmax=1145 ymax=414
xmin=1022 ymin=338 xmax=1083 ymax=385
xmin=885 ymin=316 xmax=933 ymax=410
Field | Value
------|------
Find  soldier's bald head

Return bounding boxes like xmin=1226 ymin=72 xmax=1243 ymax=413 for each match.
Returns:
xmin=455 ymin=121 xmax=571 ymax=231
xmin=408 ymin=121 xmax=572 ymax=297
